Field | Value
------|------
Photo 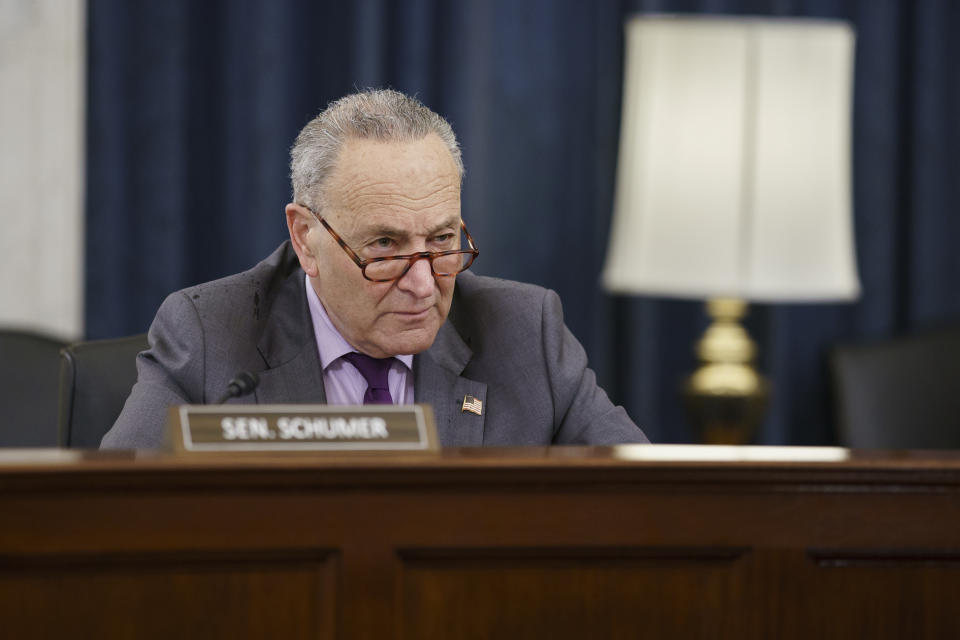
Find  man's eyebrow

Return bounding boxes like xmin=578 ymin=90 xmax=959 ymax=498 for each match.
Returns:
xmin=363 ymin=224 xmax=408 ymax=239
xmin=426 ymin=217 xmax=461 ymax=235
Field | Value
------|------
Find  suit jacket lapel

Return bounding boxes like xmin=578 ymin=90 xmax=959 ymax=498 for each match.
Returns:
xmin=415 ymin=320 xmax=486 ymax=446
xmin=254 ymin=267 xmax=327 ymax=404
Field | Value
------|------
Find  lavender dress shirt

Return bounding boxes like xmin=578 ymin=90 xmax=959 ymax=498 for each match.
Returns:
xmin=304 ymin=274 xmax=414 ymax=405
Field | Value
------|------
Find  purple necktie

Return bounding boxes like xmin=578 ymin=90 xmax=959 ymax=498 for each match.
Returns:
xmin=342 ymin=352 xmax=395 ymax=404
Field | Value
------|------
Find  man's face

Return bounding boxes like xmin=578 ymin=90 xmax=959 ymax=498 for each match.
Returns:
xmin=296 ymin=134 xmax=462 ymax=358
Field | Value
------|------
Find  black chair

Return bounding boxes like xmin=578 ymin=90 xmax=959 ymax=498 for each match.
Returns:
xmin=0 ymin=330 xmax=68 ymax=447
xmin=58 ymin=333 xmax=149 ymax=448
xmin=831 ymin=326 xmax=960 ymax=449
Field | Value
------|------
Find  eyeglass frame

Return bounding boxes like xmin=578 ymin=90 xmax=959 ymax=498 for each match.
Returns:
xmin=301 ymin=204 xmax=480 ymax=283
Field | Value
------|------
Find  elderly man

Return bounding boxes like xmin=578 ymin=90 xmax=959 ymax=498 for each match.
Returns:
xmin=102 ymin=90 xmax=647 ymax=448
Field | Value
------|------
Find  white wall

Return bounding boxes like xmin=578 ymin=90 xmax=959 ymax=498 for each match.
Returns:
xmin=0 ymin=0 xmax=85 ymax=340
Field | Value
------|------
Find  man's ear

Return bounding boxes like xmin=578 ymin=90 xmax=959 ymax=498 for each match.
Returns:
xmin=285 ymin=203 xmax=319 ymax=277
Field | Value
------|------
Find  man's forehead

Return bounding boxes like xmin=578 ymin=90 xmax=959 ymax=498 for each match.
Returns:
xmin=327 ymin=136 xmax=459 ymax=197
xmin=324 ymin=134 xmax=461 ymax=231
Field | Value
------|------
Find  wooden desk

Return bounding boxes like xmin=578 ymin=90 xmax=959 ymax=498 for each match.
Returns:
xmin=1 ymin=447 xmax=959 ymax=639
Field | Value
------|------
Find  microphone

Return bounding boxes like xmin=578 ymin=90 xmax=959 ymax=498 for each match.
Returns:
xmin=214 ymin=371 xmax=260 ymax=404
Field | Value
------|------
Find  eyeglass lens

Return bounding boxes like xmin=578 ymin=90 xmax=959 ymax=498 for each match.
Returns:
xmin=364 ymin=252 xmax=472 ymax=280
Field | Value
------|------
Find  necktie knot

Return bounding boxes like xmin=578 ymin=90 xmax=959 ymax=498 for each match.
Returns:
xmin=342 ymin=352 xmax=395 ymax=405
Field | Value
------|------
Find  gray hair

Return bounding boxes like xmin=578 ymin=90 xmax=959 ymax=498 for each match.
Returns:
xmin=290 ymin=89 xmax=464 ymax=211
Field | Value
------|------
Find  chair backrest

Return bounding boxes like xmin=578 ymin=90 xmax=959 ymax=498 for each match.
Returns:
xmin=0 ymin=330 xmax=68 ymax=447
xmin=58 ymin=333 xmax=149 ymax=448
xmin=831 ymin=326 xmax=960 ymax=449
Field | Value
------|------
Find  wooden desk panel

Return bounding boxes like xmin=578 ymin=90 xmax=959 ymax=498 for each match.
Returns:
xmin=1 ymin=549 xmax=336 ymax=639
xmin=1 ymin=447 xmax=959 ymax=639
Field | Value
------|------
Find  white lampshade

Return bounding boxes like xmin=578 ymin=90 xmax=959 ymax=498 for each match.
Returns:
xmin=603 ymin=16 xmax=860 ymax=302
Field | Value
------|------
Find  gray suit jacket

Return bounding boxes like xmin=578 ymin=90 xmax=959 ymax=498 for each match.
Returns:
xmin=102 ymin=242 xmax=647 ymax=448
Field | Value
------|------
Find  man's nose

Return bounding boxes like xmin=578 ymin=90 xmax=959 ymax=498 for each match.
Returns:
xmin=397 ymin=256 xmax=436 ymax=297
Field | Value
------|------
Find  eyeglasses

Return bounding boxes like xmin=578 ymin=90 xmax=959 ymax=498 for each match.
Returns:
xmin=303 ymin=205 xmax=480 ymax=283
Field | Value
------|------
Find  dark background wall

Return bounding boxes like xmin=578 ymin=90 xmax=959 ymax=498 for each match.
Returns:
xmin=85 ymin=0 xmax=960 ymax=444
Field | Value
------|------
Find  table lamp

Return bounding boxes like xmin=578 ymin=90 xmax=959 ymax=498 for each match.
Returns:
xmin=602 ymin=16 xmax=860 ymax=444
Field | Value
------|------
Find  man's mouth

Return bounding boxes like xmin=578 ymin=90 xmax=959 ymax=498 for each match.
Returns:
xmin=394 ymin=307 xmax=432 ymax=319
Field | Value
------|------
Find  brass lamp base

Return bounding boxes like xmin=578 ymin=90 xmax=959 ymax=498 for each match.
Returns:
xmin=683 ymin=298 xmax=769 ymax=445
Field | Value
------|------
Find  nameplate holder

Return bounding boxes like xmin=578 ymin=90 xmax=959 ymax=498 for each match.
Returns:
xmin=168 ymin=404 xmax=438 ymax=454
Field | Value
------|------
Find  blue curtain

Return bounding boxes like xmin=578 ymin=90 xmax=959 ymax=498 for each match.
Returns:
xmin=86 ymin=0 xmax=960 ymax=444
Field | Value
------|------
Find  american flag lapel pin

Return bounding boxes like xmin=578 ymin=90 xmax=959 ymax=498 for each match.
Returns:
xmin=461 ymin=395 xmax=483 ymax=416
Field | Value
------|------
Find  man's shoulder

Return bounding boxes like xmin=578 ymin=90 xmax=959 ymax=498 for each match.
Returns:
xmin=175 ymin=241 xmax=302 ymax=305
xmin=450 ymin=271 xmax=555 ymax=339
xmin=153 ymin=242 xmax=304 ymax=341
xmin=454 ymin=271 xmax=549 ymax=304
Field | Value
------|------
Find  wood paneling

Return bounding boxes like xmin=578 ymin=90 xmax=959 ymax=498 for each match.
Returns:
xmin=398 ymin=547 xmax=755 ymax=639
xmin=0 ymin=550 xmax=338 ymax=639
xmin=0 ymin=448 xmax=959 ymax=638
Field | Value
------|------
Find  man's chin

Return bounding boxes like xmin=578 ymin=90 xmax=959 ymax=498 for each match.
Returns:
xmin=374 ymin=324 xmax=441 ymax=357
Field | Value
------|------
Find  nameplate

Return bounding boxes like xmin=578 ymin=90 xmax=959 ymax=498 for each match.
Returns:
xmin=168 ymin=404 xmax=438 ymax=454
